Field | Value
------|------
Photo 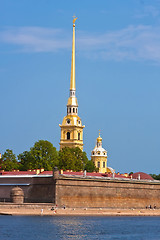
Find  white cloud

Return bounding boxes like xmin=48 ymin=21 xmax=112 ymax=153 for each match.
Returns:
xmin=135 ymin=5 xmax=160 ymax=18
xmin=0 ymin=27 xmax=71 ymax=52
xmin=77 ymin=25 xmax=160 ymax=63
xmin=1 ymin=25 xmax=160 ymax=63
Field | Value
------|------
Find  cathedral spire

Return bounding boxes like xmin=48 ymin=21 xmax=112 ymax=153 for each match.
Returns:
xmin=70 ymin=16 xmax=77 ymax=91
xmin=67 ymin=17 xmax=78 ymax=116
xmin=59 ymin=17 xmax=85 ymax=151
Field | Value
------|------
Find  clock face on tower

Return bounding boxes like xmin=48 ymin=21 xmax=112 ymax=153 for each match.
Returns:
xmin=67 ymin=119 xmax=70 ymax=124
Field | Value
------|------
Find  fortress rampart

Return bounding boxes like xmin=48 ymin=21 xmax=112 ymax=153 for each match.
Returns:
xmin=0 ymin=175 xmax=55 ymax=203
xmin=54 ymin=174 xmax=160 ymax=209
xmin=0 ymin=171 xmax=160 ymax=208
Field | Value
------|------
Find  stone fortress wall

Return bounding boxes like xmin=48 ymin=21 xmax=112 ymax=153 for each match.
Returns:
xmin=0 ymin=175 xmax=55 ymax=203
xmin=54 ymin=174 xmax=160 ymax=209
xmin=0 ymin=170 xmax=160 ymax=208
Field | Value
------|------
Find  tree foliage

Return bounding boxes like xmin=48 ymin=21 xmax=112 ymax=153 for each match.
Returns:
xmin=58 ymin=147 xmax=96 ymax=172
xmin=18 ymin=140 xmax=58 ymax=171
xmin=84 ymin=160 xmax=97 ymax=172
xmin=1 ymin=149 xmax=19 ymax=171
xmin=58 ymin=147 xmax=89 ymax=171
xmin=58 ymin=147 xmax=76 ymax=171
xmin=3 ymin=142 xmax=97 ymax=173
xmin=150 ymin=174 xmax=160 ymax=180
xmin=18 ymin=151 xmax=34 ymax=170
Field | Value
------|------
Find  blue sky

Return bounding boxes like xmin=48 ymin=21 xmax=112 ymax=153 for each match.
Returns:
xmin=0 ymin=0 xmax=160 ymax=174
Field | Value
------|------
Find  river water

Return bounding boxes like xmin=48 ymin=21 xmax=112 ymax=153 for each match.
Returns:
xmin=1 ymin=215 xmax=160 ymax=240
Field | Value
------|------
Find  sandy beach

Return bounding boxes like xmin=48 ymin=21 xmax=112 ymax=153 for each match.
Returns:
xmin=0 ymin=205 xmax=160 ymax=216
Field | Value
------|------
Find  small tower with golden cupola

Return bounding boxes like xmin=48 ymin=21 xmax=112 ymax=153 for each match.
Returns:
xmin=59 ymin=17 xmax=85 ymax=150
xmin=91 ymin=132 xmax=108 ymax=173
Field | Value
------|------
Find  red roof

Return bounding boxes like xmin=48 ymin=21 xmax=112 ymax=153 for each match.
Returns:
xmin=0 ymin=170 xmax=153 ymax=181
xmin=62 ymin=171 xmax=130 ymax=178
xmin=132 ymin=172 xmax=153 ymax=180
xmin=39 ymin=171 xmax=53 ymax=175
xmin=62 ymin=171 xmax=105 ymax=177
xmin=0 ymin=170 xmax=38 ymax=175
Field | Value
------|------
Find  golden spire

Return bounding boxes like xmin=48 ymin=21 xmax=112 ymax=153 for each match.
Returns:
xmin=97 ymin=130 xmax=102 ymax=142
xmin=70 ymin=16 xmax=77 ymax=90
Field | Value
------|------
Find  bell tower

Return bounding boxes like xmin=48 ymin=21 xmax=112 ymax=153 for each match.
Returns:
xmin=59 ymin=17 xmax=85 ymax=150
xmin=91 ymin=132 xmax=108 ymax=173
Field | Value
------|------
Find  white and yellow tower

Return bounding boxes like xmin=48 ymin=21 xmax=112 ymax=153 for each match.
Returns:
xmin=59 ymin=17 xmax=85 ymax=150
xmin=91 ymin=132 xmax=108 ymax=173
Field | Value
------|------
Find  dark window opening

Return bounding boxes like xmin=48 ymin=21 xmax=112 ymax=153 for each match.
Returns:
xmin=98 ymin=162 xmax=100 ymax=168
xmin=69 ymin=108 xmax=71 ymax=113
xmin=103 ymin=162 xmax=105 ymax=168
xmin=67 ymin=132 xmax=70 ymax=140
xmin=76 ymin=108 xmax=77 ymax=113
xmin=78 ymin=132 xmax=80 ymax=140
xmin=73 ymin=108 xmax=75 ymax=113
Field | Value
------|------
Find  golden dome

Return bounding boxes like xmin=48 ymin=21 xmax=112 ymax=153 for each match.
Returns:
xmin=97 ymin=132 xmax=102 ymax=142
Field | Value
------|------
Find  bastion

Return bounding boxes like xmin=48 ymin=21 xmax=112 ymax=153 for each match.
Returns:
xmin=0 ymin=169 xmax=160 ymax=209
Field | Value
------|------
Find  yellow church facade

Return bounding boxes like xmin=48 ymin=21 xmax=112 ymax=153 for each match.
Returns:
xmin=59 ymin=17 xmax=85 ymax=150
xmin=91 ymin=133 xmax=108 ymax=173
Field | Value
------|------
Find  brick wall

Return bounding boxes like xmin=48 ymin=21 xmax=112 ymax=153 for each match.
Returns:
xmin=1 ymin=174 xmax=160 ymax=208
xmin=0 ymin=176 xmax=55 ymax=203
xmin=55 ymin=176 xmax=160 ymax=208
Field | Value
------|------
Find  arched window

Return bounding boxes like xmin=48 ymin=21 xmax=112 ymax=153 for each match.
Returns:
xmin=103 ymin=162 xmax=105 ymax=168
xmin=76 ymin=108 xmax=77 ymax=113
xmin=78 ymin=132 xmax=80 ymax=140
xmin=73 ymin=108 xmax=75 ymax=113
xmin=98 ymin=162 xmax=100 ymax=168
xmin=67 ymin=132 xmax=70 ymax=140
xmin=69 ymin=108 xmax=71 ymax=113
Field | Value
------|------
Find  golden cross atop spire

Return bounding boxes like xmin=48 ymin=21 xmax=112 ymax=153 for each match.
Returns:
xmin=99 ymin=130 xmax=101 ymax=137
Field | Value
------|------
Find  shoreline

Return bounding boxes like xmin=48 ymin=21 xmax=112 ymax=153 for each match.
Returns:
xmin=0 ymin=206 xmax=160 ymax=216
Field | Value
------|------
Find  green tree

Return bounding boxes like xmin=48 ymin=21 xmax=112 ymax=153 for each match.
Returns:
xmin=18 ymin=151 xmax=34 ymax=170
xmin=84 ymin=160 xmax=97 ymax=172
xmin=150 ymin=174 xmax=160 ymax=180
xmin=18 ymin=140 xmax=58 ymax=171
xmin=71 ymin=147 xmax=88 ymax=171
xmin=58 ymin=147 xmax=89 ymax=172
xmin=30 ymin=140 xmax=58 ymax=170
xmin=58 ymin=147 xmax=76 ymax=171
xmin=1 ymin=149 xmax=19 ymax=171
